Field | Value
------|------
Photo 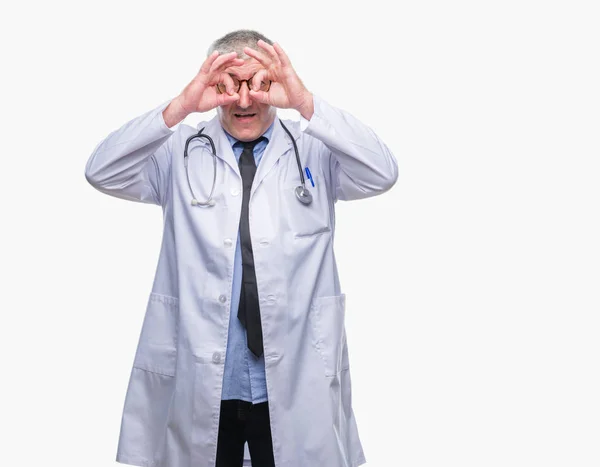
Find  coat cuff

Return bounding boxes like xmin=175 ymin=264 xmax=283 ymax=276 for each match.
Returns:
xmin=158 ymin=98 xmax=183 ymax=132
xmin=297 ymin=94 xmax=327 ymax=134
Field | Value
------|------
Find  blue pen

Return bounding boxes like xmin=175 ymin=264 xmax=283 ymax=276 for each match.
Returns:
xmin=305 ymin=167 xmax=315 ymax=187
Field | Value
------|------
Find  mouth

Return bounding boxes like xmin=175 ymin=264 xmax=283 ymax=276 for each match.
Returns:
xmin=234 ymin=113 xmax=257 ymax=123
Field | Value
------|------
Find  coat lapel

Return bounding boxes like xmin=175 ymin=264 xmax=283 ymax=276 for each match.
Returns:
xmin=252 ymin=117 xmax=300 ymax=197
xmin=195 ymin=117 xmax=240 ymax=178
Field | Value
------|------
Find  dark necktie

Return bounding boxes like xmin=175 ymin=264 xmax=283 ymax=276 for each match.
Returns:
xmin=237 ymin=137 xmax=266 ymax=358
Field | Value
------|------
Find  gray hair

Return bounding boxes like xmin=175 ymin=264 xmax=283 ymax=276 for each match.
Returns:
xmin=207 ymin=29 xmax=273 ymax=59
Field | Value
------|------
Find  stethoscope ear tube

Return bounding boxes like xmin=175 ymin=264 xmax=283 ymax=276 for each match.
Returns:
xmin=184 ymin=121 xmax=312 ymax=207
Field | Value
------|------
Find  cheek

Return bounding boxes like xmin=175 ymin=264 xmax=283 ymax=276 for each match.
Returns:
xmin=219 ymin=104 xmax=232 ymax=115
xmin=258 ymin=104 xmax=274 ymax=118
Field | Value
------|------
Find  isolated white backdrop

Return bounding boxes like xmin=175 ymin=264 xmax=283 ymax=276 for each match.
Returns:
xmin=1 ymin=1 xmax=599 ymax=466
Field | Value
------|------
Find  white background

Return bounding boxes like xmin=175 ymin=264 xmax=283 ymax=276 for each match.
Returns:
xmin=2 ymin=0 xmax=599 ymax=466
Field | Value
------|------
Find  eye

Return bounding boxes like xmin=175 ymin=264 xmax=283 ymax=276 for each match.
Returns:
xmin=248 ymin=76 xmax=258 ymax=90
xmin=249 ymin=75 xmax=269 ymax=91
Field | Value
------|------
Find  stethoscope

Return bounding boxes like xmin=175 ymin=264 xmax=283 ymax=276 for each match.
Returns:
xmin=183 ymin=120 xmax=312 ymax=207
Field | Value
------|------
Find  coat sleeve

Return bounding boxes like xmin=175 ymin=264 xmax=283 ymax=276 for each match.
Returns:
xmin=300 ymin=94 xmax=398 ymax=202
xmin=84 ymin=99 xmax=178 ymax=206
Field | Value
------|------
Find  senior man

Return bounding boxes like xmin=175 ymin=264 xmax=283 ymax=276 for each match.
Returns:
xmin=85 ymin=29 xmax=398 ymax=467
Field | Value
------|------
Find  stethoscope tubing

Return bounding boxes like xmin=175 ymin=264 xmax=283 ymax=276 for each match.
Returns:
xmin=184 ymin=128 xmax=217 ymax=206
xmin=183 ymin=120 xmax=311 ymax=207
xmin=278 ymin=120 xmax=306 ymax=187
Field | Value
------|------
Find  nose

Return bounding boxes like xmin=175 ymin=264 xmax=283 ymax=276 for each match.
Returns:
xmin=237 ymin=81 xmax=251 ymax=109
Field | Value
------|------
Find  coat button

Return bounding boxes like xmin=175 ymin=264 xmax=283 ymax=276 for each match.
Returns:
xmin=231 ymin=188 xmax=240 ymax=196
xmin=212 ymin=352 xmax=221 ymax=364
xmin=223 ymin=238 xmax=233 ymax=248
xmin=219 ymin=294 xmax=227 ymax=303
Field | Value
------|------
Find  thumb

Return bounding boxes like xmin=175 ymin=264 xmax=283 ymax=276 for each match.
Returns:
xmin=217 ymin=92 xmax=240 ymax=106
xmin=249 ymin=89 xmax=270 ymax=105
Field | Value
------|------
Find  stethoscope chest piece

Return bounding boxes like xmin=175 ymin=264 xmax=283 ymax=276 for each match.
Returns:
xmin=295 ymin=185 xmax=313 ymax=205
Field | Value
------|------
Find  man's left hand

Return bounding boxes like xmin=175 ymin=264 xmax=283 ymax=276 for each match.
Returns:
xmin=244 ymin=40 xmax=314 ymax=120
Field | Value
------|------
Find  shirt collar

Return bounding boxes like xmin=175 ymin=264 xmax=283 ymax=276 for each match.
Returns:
xmin=224 ymin=120 xmax=275 ymax=148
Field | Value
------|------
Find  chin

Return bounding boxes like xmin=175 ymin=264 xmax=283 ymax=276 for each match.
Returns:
xmin=232 ymin=125 xmax=262 ymax=141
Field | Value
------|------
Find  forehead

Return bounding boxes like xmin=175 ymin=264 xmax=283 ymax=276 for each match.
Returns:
xmin=223 ymin=58 xmax=264 ymax=78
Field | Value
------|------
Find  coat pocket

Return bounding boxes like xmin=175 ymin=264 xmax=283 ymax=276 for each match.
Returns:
xmin=282 ymin=175 xmax=332 ymax=238
xmin=133 ymin=293 xmax=179 ymax=377
xmin=118 ymin=294 xmax=179 ymax=463
xmin=309 ymin=293 xmax=350 ymax=377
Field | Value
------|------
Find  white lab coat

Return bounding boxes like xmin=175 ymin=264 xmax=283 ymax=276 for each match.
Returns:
xmin=84 ymin=94 xmax=398 ymax=467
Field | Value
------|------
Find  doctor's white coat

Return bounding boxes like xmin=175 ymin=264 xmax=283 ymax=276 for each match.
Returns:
xmin=84 ymin=94 xmax=398 ymax=467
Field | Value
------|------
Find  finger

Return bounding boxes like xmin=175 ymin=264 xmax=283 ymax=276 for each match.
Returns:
xmin=252 ymin=69 xmax=269 ymax=91
xmin=219 ymin=73 xmax=236 ymax=95
xmin=209 ymin=52 xmax=240 ymax=73
xmin=200 ymin=50 xmax=220 ymax=74
xmin=243 ymin=46 xmax=271 ymax=68
xmin=209 ymin=52 xmax=237 ymax=73
xmin=217 ymin=92 xmax=240 ymax=106
xmin=217 ymin=56 xmax=245 ymax=70
xmin=212 ymin=58 xmax=245 ymax=79
xmin=248 ymin=89 xmax=270 ymax=105
xmin=257 ymin=40 xmax=281 ymax=65
xmin=272 ymin=42 xmax=292 ymax=68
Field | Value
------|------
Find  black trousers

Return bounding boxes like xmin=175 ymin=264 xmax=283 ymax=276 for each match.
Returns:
xmin=216 ymin=399 xmax=275 ymax=467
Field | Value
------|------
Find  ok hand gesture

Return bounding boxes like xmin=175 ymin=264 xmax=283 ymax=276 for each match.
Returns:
xmin=176 ymin=51 xmax=245 ymax=115
xmin=244 ymin=41 xmax=313 ymax=117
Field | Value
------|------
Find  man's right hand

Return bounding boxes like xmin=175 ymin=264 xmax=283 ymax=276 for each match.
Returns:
xmin=163 ymin=51 xmax=243 ymax=127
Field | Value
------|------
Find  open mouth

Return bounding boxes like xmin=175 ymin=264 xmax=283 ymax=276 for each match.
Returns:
xmin=234 ymin=113 xmax=256 ymax=122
